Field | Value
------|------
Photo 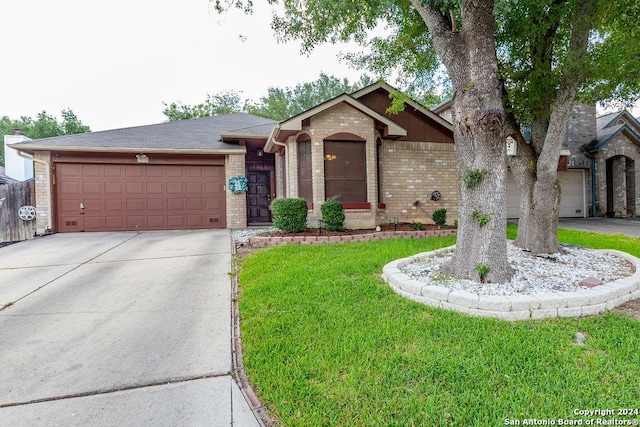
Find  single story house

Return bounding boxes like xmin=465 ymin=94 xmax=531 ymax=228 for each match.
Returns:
xmin=8 ymin=82 xmax=457 ymax=234
xmin=434 ymin=101 xmax=640 ymax=218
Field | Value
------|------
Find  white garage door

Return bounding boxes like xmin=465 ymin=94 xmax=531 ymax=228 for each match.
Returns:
xmin=507 ymin=170 xmax=586 ymax=218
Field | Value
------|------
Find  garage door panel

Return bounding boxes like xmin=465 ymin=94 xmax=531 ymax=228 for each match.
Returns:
xmin=147 ymin=199 xmax=165 ymax=211
xmin=104 ymin=165 xmax=124 ymax=177
xmin=186 ymin=182 xmax=203 ymax=194
xmin=147 ymin=216 xmax=166 ymax=229
xmin=147 ymin=182 xmax=164 ymax=194
xmin=126 ymin=182 xmax=145 ymax=194
xmin=105 ymin=217 xmax=125 ymax=229
xmin=84 ymin=216 xmax=105 ymax=231
xmin=167 ymin=183 xmax=184 ymax=194
xmin=82 ymin=165 xmax=102 ymax=177
xmin=105 ymin=182 xmax=124 ymax=194
xmin=126 ymin=166 xmax=144 ymax=178
xmin=126 ymin=216 xmax=145 ymax=229
xmin=127 ymin=199 xmax=145 ymax=211
xmin=188 ymin=215 xmax=205 ymax=227
xmin=56 ymin=163 xmax=226 ymax=232
xmin=146 ymin=167 xmax=164 ymax=178
xmin=105 ymin=199 xmax=124 ymax=211
xmin=167 ymin=199 xmax=184 ymax=211
xmin=187 ymin=198 xmax=204 ymax=210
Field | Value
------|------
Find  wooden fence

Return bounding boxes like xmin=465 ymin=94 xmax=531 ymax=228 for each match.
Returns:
xmin=0 ymin=179 xmax=36 ymax=243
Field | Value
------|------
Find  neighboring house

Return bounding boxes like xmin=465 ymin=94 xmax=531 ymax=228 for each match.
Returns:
xmin=7 ymin=82 xmax=457 ymax=234
xmin=434 ymin=101 xmax=640 ymax=218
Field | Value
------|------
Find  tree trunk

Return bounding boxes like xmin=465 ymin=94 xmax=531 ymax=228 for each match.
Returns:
xmin=412 ymin=0 xmax=513 ymax=283
xmin=508 ymin=0 xmax=595 ymax=254
xmin=444 ymin=91 xmax=514 ymax=282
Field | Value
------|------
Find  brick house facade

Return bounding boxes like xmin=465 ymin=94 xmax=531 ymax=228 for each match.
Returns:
xmin=265 ymin=83 xmax=457 ymax=229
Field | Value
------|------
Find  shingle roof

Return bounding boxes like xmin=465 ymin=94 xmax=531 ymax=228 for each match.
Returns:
xmin=8 ymin=113 xmax=277 ymax=154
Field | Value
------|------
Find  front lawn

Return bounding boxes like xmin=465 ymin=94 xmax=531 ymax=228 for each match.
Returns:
xmin=238 ymin=230 xmax=640 ymax=426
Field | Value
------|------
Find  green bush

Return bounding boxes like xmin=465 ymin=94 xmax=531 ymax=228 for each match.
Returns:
xmin=270 ymin=198 xmax=308 ymax=232
xmin=432 ymin=208 xmax=447 ymax=226
xmin=321 ymin=197 xmax=345 ymax=231
xmin=411 ymin=221 xmax=424 ymax=230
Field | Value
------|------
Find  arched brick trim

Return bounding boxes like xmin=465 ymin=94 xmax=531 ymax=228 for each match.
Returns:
xmin=324 ymin=132 xmax=366 ymax=142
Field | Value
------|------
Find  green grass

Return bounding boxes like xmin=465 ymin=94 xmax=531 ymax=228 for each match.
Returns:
xmin=238 ymin=232 xmax=640 ymax=426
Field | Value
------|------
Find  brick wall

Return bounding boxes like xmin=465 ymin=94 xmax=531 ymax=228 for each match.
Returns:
xmin=278 ymin=102 xmax=460 ymax=229
xmin=225 ymin=153 xmax=247 ymax=229
xmin=378 ymin=140 xmax=458 ymax=225
xmin=34 ymin=151 xmax=52 ymax=233
xmin=308 ymin=104 xmax=377 ymax=229
xmin=595 ymin=134 xmax=639 ymax=216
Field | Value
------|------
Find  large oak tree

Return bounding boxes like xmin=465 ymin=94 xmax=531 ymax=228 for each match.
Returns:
xmin=215 ymin=0 xmax=515 ymax=282
xmin=344 ymin=0 xmax=640 ymax=254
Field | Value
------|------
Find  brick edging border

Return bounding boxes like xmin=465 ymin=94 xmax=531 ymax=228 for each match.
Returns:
xmin=382 ymin=246 xmax=640 ymax=321
xmin=249 ymin=228 xmax=457 ymax=247
xmin=230 ymin=242 xmax=273 ymax=427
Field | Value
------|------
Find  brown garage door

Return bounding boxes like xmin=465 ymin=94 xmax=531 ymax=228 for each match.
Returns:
xmin=56 ymin=163 xmax=226 ymax=232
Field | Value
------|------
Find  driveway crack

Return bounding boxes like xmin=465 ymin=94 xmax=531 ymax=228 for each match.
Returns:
xmin=0 ymin=233 xmax=141 ymax=311
xmin=0 ymin=373 xmax=229 ymax=408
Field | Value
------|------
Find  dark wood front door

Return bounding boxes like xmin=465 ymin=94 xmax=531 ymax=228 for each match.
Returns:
xmin=247 ymin=171 xmax=271 ymax=224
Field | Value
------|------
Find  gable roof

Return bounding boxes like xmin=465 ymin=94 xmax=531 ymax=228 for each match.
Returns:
xmin=591 ymin=110 xmax=640 ymax=152
xmin=351 ymin=82 xmax=453 ymax=131
xmin=8 ymin=113 xmax=277 ymax=155
xmin=265 ymin=92 xmax=408 ymax=152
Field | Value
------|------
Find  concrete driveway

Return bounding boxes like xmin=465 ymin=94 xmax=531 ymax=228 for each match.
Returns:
xmin=558 ymin=217 xmax=640 ymax=238
xmin=0 ymin=230 xmax=259 ymax=426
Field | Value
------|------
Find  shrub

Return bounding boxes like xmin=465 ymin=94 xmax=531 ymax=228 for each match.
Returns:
xmin=270 ymin=198 xmax=308 ymax=232
xmin=321 ymin=197 xmax=345 ymax=231
xmin=411 ymin=221 xmax=425 ymax=230
xmin=432 ymin=208 xmax=447 ymax=226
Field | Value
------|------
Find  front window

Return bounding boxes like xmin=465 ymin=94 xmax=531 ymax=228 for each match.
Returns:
xmin=324 ymin=140 xmax=366 ymax=203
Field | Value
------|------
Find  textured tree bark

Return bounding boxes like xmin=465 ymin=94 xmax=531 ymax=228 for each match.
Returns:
xmin=507 ymin=0 xmax=595 ymax=254
xmin=412 ymin=0 xmax=513 ymax=282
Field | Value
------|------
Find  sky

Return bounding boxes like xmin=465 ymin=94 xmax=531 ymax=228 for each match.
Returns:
xmin=0 ymin=0 xmax=369 ymax=132
xmin=1 ymin=1 xmax=637 ymax=133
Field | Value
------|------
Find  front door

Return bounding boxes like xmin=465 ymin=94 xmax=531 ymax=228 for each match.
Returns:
xmin=247 ymin=171 xmax=271 ymax=224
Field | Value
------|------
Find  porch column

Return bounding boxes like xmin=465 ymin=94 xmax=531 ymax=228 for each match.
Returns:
xmin=612 ymin=156 xmax=627 ymax=216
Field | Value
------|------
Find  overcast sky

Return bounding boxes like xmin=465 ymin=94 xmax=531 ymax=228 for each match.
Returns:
xmin=0 ymin=0 xmax=369 ymax=131
xmin=1 ymin=1 xmax=637 ymax=133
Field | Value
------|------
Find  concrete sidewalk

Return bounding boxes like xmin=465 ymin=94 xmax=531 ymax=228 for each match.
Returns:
xmin=0 ymin=230 xmax=259 ymax=426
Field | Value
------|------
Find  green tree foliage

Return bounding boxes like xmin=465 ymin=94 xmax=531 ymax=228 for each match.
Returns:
xmin=247 ymin=73 xmax=376 ymax=120
xmin=162 ymin=90 xmax=244 ymax=120
xmin=162 ymin=73 xmax=377 ymax=121
xmin=1 ymin=109 xmax=90 ymax=165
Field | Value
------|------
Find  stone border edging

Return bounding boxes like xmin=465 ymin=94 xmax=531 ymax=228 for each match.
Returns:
xmin=249 ymin=228 xmax=457 ymax=247
xmin=382 ymin=246 xmax=640 ymax=321
xmin=230 ymin=241 xmax=273 ymax=427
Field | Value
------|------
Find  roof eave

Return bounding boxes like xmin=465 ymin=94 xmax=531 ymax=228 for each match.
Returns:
xmin=7 ymin=143 xmax=246 ymax=155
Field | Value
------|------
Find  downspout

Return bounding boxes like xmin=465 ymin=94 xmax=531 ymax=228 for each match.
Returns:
xmin=16 ymin=150 xmax=52 ymax=233
xmin=585 ymin=150 xmax=597 ymax=217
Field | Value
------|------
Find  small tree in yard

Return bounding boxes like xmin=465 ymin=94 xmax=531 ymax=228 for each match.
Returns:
xmin=321 ymin=197 xmax=345 ymax=231
xmin=270 ymin=198 xmax=308 ymax=233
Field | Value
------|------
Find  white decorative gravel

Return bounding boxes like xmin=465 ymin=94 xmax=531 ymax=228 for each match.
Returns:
xmin=400 ymin=242 xmax=636 ymax=296
xmin=232 ymin=227 xmax=276 ymax=244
